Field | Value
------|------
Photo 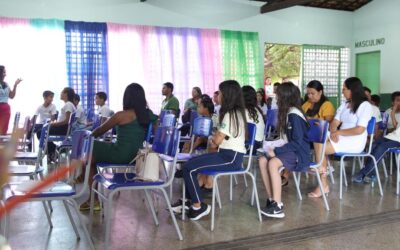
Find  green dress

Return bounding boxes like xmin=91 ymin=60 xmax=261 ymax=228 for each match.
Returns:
xmin=93 ymin=112 xmax=157 ymax=164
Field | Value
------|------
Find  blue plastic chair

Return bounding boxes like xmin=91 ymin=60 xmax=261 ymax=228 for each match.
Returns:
xmin=3 ymin=130 xmax=95 ymax=249
xmin=265 ymin=109 xmax=278 ymax=140
xmin=198 ymin=123 xmax=262 ymax=231
xmin=390 ymin=148 xmax=400 ymax=194
xmin=292 ymin=119 xmax=330 ymax=210
xmin=335 ymin=117 xmax=383 ymax=199
xmin=89 ymin=126 xmax=183 ymax=248
xmin=9 ymin=123 xmax=50 ymax=178
xmin=161 ymin=113 xmax=176 ymax=127
xmin=48 ymin=112 xmax=77 ymax=142
xmin=159 ymin=109 xmax=174 ymax=124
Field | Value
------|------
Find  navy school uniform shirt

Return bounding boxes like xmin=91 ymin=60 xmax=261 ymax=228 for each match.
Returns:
xmin=273 ymin=108 xmax=311 ymax=172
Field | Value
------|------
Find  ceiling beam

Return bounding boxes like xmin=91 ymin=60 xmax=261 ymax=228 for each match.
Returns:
xmin=260 ymin=0 xmax=315 ymax=14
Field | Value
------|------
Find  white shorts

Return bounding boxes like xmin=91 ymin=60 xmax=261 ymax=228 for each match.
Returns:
xmin=328 ymin=132 xmax=367 ymax=154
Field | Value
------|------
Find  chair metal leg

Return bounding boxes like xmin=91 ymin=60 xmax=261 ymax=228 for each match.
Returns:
xmin=243 ymin=174 xmax=248 ymax=188
xmin=215 ymin=181 xmax=222 ymax=209
xmin=371 ymin=156 xmax=383 ymax=196
xmin=396 ymin=154 xmax=400 ymax=195
xmin=230 ymin=175 xmax=233 ymax=201
xmin=63 ymin=200 xmax=80 ymax=239
xmin=342 ymin=158 xmax=348 ymax=187
xmin=233 ymin=175 xmax=238 ymax=185
xmin=70 ymin=199 xmax=95 ymax=250
xmin=160 ymin=188 xmax=183 ymax=240
xmin=327 ymin=159 xmax=335 ymax=184
xmin=292 ymin=172 xmax=302 ymax=200
xmin=104 ymin=193 xmax=115 ymax=250
xmin=390 ymin=152 xmax=393 ymax=176
xmin=89 ymin=181 xmax=97 ymax=233
xmin=211 ymin=176 xmax=218 ymax=231
xmin=315 ymin=170 xmax=330 ymax=211
xmin=248 ymin=173 xmax=262 ymax=221
xmin=351 ymin=158 xmax=356 ymax=175
xmin=182 ymin=182 xmax=186 ymax=220
xmin=169 ymin=184 xmax=173 ymax=200
xmin=382 ymin=155 xmax=388 ymax=178
xmin=340 ymin=158 xmax=344 ymax=200
xmin=144 ymin=190 xmax=159 ymax=226
xmin=42 ymin=201 xmax=53 ymax=228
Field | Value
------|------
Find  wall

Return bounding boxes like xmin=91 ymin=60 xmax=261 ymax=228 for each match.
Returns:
xmin=353 ymin=0 xmax=400 ymax=108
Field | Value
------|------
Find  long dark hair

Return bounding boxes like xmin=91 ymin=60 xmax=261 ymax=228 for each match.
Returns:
xmin=62 ymin=87 xmax=75 ymax=103
xmin=276 ymin=82 xmax=305 ymax=134
xmin=242 ymin=85 xmax=265 ymax=124
xmin=219 ymin=80 xmax=247 ymax=138
xmin=199 ymin=94 xmax=214 ymax=116
xmin=305 ymin=80 xmax=329 ymax=117
xmin=344 ymin=77 xmax=368 ymax=113
xmin=123 ymin=83 xmax=150 ymax=129
xmin=256 ymin=90 xmax=266 ymax=107
xmin=0 ymin=65 xmax=5 ymax=83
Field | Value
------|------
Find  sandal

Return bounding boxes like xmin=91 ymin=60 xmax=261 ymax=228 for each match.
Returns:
xmin=281 ymin=176 xmax=289 ymax=187
xmin=80 ymin=200 xmax=101 ymax=211
xmin=307 ymin=186 xmax=330 ymax=198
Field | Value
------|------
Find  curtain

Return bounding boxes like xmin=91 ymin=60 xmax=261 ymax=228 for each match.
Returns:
xmin=221 ymin=30 xmax=262 ymax=89
xmin=0 ymin=17 xmax=67 ymax=132
xmin=65 ymin=21 xmax=109 ymax=113
xmin=107 ymin=25 xmax=223 ymax=114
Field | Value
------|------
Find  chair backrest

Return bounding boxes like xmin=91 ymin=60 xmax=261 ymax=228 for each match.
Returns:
xmin=152 ymin=126 xmax=180 ymax=157
xmin=307 ymin=119 xmax=329 ymax=167
xmin=189 ymin=111 xmax=199 ymax=126
xmin=161 ymin=113 xmax=176 ymax=127
xmin=38 ymin=123 xmax=51 ymax=160
xmin=69 ymin=130 xmax=94 ymax=196
xmin=265 ymin=109 xmax=278 ymax=139
xmin=92 ymin=115 xmax=103 ymax=130
xmin=20 ymin=116 xmax=31 ymax=150
xmin=86 ymin=108 xmax=94 ymax=122
xmin=244 ymin=123 xmax=257 ymax=172
xmin=145 ymin=122 xmax=153 ymax=144
xmin=366 ymin=117 xmax=376 ymax=154
xmin=189 ymin=117 xmax=213 ymax=153
xmin=65 ymin=112 xmax=77 ymax=137
xmin=307 ymin=119 xmax=329 ymax=144
xmin=12 ymin=112 xmax=21 ymax=132
xmin=159 ymin=109 xmax=173 ymax=123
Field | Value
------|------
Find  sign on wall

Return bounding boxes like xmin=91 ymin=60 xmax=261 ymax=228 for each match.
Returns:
xmin=355 ymin=38 xmax=385 ymax=48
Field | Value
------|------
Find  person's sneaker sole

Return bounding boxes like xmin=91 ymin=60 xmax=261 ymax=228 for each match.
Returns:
xmin=261 ymin=210 xmax=285 ymax=218
xmin=190 ymin=205 xmax=211 ymax=221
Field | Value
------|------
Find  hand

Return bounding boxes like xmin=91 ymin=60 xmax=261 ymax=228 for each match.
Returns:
xmin=330 ymin=131 xmax=340 ymax=143
xmin=14 ymin=78 xmax=22 ymax=85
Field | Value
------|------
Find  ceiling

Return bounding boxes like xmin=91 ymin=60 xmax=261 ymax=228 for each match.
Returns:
xmin=252 ymin=0 xmax=373 ymax=13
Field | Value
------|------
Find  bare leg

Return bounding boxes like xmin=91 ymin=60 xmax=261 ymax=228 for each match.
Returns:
xmin=268 ymin=158 xmax=284 ymax=203
xmin=259 ymin=156 xmax=272 ymax=198
xmin=205 ymin=175 xmax=213 ymax=189
xmin=309 ymin=141 xmax=336 ymax=196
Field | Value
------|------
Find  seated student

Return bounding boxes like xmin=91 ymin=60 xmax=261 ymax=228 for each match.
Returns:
xmin=33 ymin=90 xmax=57 ymax=134
xmin=383 ymin=91 xmax=400 ymax=133
xmin=364 ymin=87 xmax=382 ymax=138
xmin=258 ymin=82 xmax=310 ymax=218
xmin=171 ymin=80 xmax=247 ymax=220
xmin=242 ymin=85 xmax=266 ymax=151
xmin=95 ymin=91 xmax=112 ymax=118
xmin=184 ymin=87 xmax=202 ymax=113
xmin=371 ymin=94 xmax=381 ymax=109
xmin=80 ymin=83 xmax=157 ymax=210
xmin=43 ymin=87 xmax=76 ymax=162
xmin=308 ymin=77 xmax=372 ymax=198
xmin=213 ymin=91 xmax=221 ymax=115
xmin=302 ymin=80 xmax=335 ymax=122
xmin=72 ymin=94 xmax=87 ymax=130
xmin=161 ymin=82 xmax=180 ymax=117
xmin=181 ymin=94 xmax=215 ymax=195
xmin=352 ymin=124 xmax=400 ymax=182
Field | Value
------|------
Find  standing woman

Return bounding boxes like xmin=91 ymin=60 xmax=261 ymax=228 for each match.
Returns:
xmin=308 ymin=77 xmax=372 ymax=197
xmin=0 ymin=65 xmax=22 ymax=135
xmin=302 ymin=80 xmax=335 ymax=122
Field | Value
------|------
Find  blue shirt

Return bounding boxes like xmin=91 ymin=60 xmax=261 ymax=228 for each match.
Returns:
xmin=0 ymin=82 xmax=10 ymax=103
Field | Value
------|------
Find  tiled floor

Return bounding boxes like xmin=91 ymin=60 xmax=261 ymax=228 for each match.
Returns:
xmin=3 ymin=162 xmax=400 ymax=250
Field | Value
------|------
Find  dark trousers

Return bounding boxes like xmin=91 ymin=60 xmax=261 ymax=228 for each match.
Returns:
xmin=182 ymin=149 xmax=244 ymax=204
xmin=37 ymin=124 xmax=68 ymax=155
xmin=359 ymin=137 xmax=400 ymax=176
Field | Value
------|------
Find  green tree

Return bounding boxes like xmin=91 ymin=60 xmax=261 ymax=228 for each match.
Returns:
xmin=264 ymin=44 xmax=301 ymax=82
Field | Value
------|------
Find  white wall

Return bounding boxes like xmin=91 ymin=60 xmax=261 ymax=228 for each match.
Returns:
xmin=0 ymin=0 xmax=354 ymax=50
xmin=353 ymin=0 xmax=400 ymax=93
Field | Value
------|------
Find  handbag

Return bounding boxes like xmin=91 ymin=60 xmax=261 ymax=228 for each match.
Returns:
xmin=125 ymin=147 xmax=163 ymax=182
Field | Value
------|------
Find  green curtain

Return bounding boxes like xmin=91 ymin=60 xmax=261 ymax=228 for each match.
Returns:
xmin=30 ymin=18 xmax=64 ymax=29
xmin=221 ymin=30 xmax=262 ymax=89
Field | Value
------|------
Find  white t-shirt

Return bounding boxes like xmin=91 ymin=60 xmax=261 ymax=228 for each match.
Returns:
xmin=384 ymin=108 xmax=400 ymax=130
xmin=258 ymin=104 xmax=268 ymax=116
xmin=35 ymin=103 xmax=57 ymax=124
xmin=246 ymin=109 xmax=265 ymax=142
xmin=75 ymin=104 xmax=87 ymax=124
xmin=98 ymin=105 xmax=112 ymax=118
xmin=331 ymin=101 xmax=372 ymax=152
xmin=218 ymin=111 xmax=246 ymax=153
xmin=59 ymin=101 xmax=76 ymax=122
xmin=385 ymin=126 xmax=400 ymax=143
xmin=371 ymin=105 xmax=382 ymax=123
xmin=214 ymin=104 xmax=221 ymax=115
